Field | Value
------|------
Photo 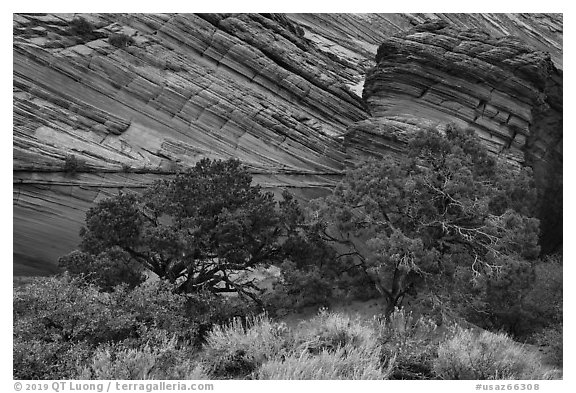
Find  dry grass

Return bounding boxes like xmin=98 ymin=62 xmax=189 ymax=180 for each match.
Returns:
xmin=293 ymin=309 xmax=379 ymax=353
xmin=201 ymin=314 xmax=291 ymax=378
xmin=78 ymin=331 xmax=207 ymax=380
xmin=75 ymin=309 xmax=561 ymax=380
xmin=434 ymin=328 xmax=562 ymax=380
xmin=201 ymin=310 xmax=395 ymax=379
xmin=257 ymin=346 xmax=393 ymax=379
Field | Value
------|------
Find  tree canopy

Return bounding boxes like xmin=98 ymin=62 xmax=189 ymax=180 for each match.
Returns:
xmin=312 ymin=125 xmax=541 ymax=318
xmin=60 ymin=158 xmax=292 ymax=302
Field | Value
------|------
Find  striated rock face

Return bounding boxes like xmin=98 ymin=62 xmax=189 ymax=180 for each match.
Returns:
xmin=14 ymin=13 xmax=366 ymax=174
xmin=13 ymin=13 xmax=371 ymax=274
xmin=13 ymin=13 xmax=562 ymax=274
xmin=349 ymin=20 xmax=562 ymax=252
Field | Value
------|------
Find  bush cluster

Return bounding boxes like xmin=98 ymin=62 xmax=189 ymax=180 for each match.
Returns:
xmin=78 ymin=329 xmax=207 ymax=380
xmin=67 ymin=17 xmax=95 ymax=36
xmin=108 ymin=33 xmax=135 ymax=48
xmin=531 ymin=324 xmax=563 ymax=367
xmin=13 ymin=275 xmax=253 ymax=379
xmin=199 ymin=311 xmax=394 ymax=380
xmin=14 ymin=277 xmax=560 ymax=381
xmin=16 ymin=145 xmax=561 ymax=380
xmin=197 ymin=310 xmax=560 ymax=380
xmin=201 ymin=315 xmax=291 ymax=378
xmin=376 ymin=310 xmax=440 ymax=379
xmin=433 ymin=328 xmax=560 ymax=380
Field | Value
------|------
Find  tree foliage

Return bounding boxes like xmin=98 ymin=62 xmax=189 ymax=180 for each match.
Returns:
xmin=313 ymin=125 xmax=541 ymax=319
xmin=58 ymin=248 xmax=145 ymax=291
xmin=61 ymin=158 xmax=300 ymax=303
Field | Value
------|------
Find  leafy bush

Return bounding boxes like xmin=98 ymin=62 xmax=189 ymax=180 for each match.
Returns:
xmin=433 ymin=328 xmax=560 ymax=380
xmin=13 ymin=276 xmax=251 ymax=379
xmin=13 ymin=275 xmax=135 ymax=345
xmin=264 ymin=192 xmax=377 ymax=314
xmin=201 ymin=314 xmax=290 ymax=378
xmin=532 ymin=324 xmax=563 ymax=367
xmin=520 ymin=254 xmax=562 ymax=335
xmin=13 ymin=276 xmax=130 ymax=379
xmin=13 ymin=338 xmax=93 ymax=380
xmin=58 ymin=248 xmax=145 ymax=291
xmin=108 ymin=33 xmax=135 ymax=48
xmin=264 ymin=261 xmax=333 ymax=312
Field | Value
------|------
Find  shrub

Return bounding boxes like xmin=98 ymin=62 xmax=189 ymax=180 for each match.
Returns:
xmin=259 ymin=310 xmax=395 ymax=380
xmin=67 ymin=17 xmax=95 ymax=36
xmin=64 ymin=154 xmax=83 ymax=174
xmin=532 ymin=324 xmax=563 ymax=367
xmin=294 ymin=309 xmax=377 ymax=354
xmin=201 ymin=310 xmax=395 ymax=380
xmin=108 ymin=33 xmax=135 ymax=48
xmin=13 ymin=338 xmax=93 ymax=380
xmin=433 ymin=328 xmax=560 ymax=380
xmin=13 ymin=275 xmax=135 ymax=345
xmin=111 ymin=281 xmax=202 ymax=343
xmin=516 ymin=253 xmax=563 ymax=337
xmin=78 ymin=329 xmax=207 ymax=379
xmin=376 ymin=309 xmax=439 ymax=379
xmin=257 ymin=346 xmax=393 ymax=380
xmin=109 ymin=280 xmax=254 ymax=345
xmin=58 ymin=248 xmax=146 ymax=291
xmin=121 ymin=163 xmax=132 ymax=172
xmin=13 ymin=276 xmax=243 ymax=379
xmin=201 ymin=314 xmax=290 ymax=378
xmin=12 ymin=275 xmax=123 ymax=379
xmin=264 ymin=261 xmax=333 ymax=313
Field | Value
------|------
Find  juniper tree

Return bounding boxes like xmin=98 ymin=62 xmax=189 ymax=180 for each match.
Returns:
xmin=313 ymin=125 xmax=540 ymax=318
xmin=60 ymin=158 xmax=288 ymax=303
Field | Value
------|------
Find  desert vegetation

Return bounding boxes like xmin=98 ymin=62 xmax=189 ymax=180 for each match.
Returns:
xmin=14 ymin=125 xmax=562 ymax=379
xmin=108 ymin=33 xmax=135 ymax=48
xmin=66 ymin=17 xmax=95 ymax=37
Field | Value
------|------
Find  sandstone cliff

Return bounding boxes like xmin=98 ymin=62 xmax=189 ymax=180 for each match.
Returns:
xmin=349 ymin=19 xmax=562 ymax=252
xmin=13 ymin=13 xmax=562 ymax=274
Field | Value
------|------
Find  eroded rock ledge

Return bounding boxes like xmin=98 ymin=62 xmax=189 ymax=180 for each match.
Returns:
xmin=348 ymin=20 xmax=562 ymax=252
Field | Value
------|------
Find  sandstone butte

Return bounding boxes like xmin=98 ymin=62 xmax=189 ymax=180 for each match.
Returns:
xmin=13 ymin=13 xmax=562 ymax=275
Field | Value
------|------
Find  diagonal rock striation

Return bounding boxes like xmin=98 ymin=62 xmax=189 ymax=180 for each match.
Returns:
xmin=13 ymin=13 xmax=562 ymax=274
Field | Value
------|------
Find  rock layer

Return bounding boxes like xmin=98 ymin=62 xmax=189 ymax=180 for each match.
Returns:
xmin=13 ymin=13 xmax=372 ymax=274
xmin=350 ymin=20 xmax=562 ymax=252
xmin=13 ymin=13 xmax=562 ymax=274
